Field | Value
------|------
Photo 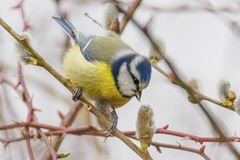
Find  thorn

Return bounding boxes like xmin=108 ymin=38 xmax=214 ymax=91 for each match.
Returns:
xmin=3 ymin=142 xmax=9 ymax=150
xmin=14 ymin=82 xmax=21 ymax=89
xmin=176 ymin=141 xmax=182 ymax=147
xmin=162 ymin=124 xmax=169 ymax=129
xmin=183 ymin=136 xmax=192 ymax=140
xmin=33 ymin=107 xmax=41 ymax=112
xmin=57 ymin=110 xmax=65 ymax=120
xmin=199 ymin=145 xmax=206 ymax=153
xmin=143 ymin=16 xmax=153 ymax=32
xmin=155 ymin=146 xmax=161 ymax=153
xmin=103 ymin=136 xmax=109 ymax=142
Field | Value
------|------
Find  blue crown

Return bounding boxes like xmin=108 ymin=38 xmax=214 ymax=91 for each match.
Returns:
xmin=136 ymin=57 xmax=151 ymax=84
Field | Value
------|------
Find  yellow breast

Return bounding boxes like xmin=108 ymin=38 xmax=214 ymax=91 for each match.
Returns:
xmin=63 ymin=45 xmax=130 ymax=107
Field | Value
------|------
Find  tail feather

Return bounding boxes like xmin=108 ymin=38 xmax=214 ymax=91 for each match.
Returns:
xmin=53 ymin=16 xmax=79 ymax=43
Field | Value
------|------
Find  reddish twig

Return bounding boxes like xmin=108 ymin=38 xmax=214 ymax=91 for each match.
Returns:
xmin=37 ymin=129 xmax=57 ymax=160
xmin=12 ymin=0 xmax=32 ymax=31
xmin=17 ymin=63 xmax=35 ymax=160
xmin=150 ymin=142 xmax=210 ymax=160
xmin=43 ymin=102 xmax=83 ymax=160
xmin=17 ymin=64 xmax=57 ymax=160
xmin=1 ymin=122 xmax=240 ymax=144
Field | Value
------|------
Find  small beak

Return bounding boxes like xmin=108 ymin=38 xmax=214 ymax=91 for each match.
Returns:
xmin=135 ymin=91 xmax=142 ymax=101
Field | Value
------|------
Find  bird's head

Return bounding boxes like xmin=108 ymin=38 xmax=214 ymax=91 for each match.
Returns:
xmin=111 ymin=54 xmax=152 ymax=101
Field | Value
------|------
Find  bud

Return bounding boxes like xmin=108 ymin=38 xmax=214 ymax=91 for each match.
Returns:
xmin=103 ymin=3 xmax=119 ymax=30
xmin=188 ymin=78 xmax=200 ymax=91
xmin=136 ymin=105 xmax=155 ymax=150
xmin=149 ymin=38 xmax=165 ymax=63
xmin=57 ymin=152 xmax=70 ymax=159
xmin=234 ymin=97 xmax=240 ymax=115
xmin=15 ymin=41 xmax=38 ymax=65
xmin=228 ymin=90 xmax=236 ymax=101
xmin=217 ymin=80 xmax=230 ymax=101
xmin=187 ymin=78 xmax=201 ymax=103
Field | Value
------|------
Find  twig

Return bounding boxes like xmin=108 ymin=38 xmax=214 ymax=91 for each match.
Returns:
xmin=84 ymin=13 xmax=104 ymax=28
xmin=119 ymin=2 xmax=240 ymax=14
xmin=12 ymin=0 xmax=32 ymax=31
xmin=43 ymin=102 xmax=83 ymax=160
xmin=38 ymin=129 xmax=57 ymax=160
xmin=151 ymin=62 xmax=234 ymax=111
xmin=119 ymin=0 xmax=142 ymax=33
xmin=17 ymin=63 xmax=35 ymax=160
xmin=150 ymin=141 xmax=211 ymax=160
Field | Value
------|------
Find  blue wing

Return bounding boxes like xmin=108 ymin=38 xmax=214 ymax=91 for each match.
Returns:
xmin=53 ymin=17 xmax=133 ymax=63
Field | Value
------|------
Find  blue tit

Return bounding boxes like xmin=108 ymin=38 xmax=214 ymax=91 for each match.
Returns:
xmin=53 ymin=17 xmax=152 ymax=132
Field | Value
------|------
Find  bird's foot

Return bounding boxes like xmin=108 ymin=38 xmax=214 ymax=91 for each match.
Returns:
xmin=72 ymin=88 xmax=83 ymax=101
xmin=106 ymin=107 xmax=118 ymax=137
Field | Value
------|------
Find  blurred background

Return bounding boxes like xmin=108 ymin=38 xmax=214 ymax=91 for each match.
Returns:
xmin=1 ymin=0 xmax=240 ymax=159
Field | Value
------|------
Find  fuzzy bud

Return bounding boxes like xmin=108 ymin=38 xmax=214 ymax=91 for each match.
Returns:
xmin=149 ymin=38 xmax=165 ymax=63
xmin=104 ymin=3 xmax=119 ymax=30
xmin=136 ymin=105 xmax=155 ymax=150
xmin=234 ymin=97 xmax=240 ymax=115
xmin=218 ymin=80 xmax=231 ymax=101
xmin=188 ymin=78 xmax=200 ymax=91
xmin=15 ymin=41 xmax=38 ymax=65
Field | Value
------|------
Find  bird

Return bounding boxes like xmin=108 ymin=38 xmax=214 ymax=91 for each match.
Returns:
xmin=53 ymin=17 xmax=152 ymax=133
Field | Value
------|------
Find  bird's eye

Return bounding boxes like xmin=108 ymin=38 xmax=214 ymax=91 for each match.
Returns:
xmin=133 ymin=78 xmax=139 ymax=85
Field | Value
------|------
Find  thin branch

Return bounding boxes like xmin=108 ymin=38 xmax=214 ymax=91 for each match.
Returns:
xmin=38 ymin=129 xmax=57 ymax=160
xmin=150 ymin=141 xmax=211 ymax=160
xmin=119 ymin=0 xmax=142 ymax=33
xmin=119 ymin=2 xmax=240 ymax=14
xmin=12 ymin=0 xmax=32 ymax=31
xmin=43 ymin=102 xmax=83 ymax=160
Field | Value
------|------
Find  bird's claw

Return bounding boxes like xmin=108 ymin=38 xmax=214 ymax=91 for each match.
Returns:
xmin=72 ymin=88 xmax=83 ymax=101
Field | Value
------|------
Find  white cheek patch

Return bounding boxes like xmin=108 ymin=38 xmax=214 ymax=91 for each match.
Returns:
xmin=117 ymin=62 xmax=136 ymax=96
xmin=130 ymin=56 xmax=145 ymax=80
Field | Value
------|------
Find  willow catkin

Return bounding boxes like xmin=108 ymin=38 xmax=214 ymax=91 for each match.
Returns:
xmin=217 ymin=80 xmax=230 ymax=101
xmin=136 ymin=105 xmax=155 ymax=150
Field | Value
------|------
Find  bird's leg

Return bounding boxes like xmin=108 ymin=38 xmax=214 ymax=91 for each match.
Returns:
xmin=107 ymin=106 xmax=118 ymax=136
xmin=72 ymin=87 xmax=83 ymax=101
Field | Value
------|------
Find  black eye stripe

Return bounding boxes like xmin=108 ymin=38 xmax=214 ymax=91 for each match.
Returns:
xmin=126 ymin=63 xmax=140 ymax=90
